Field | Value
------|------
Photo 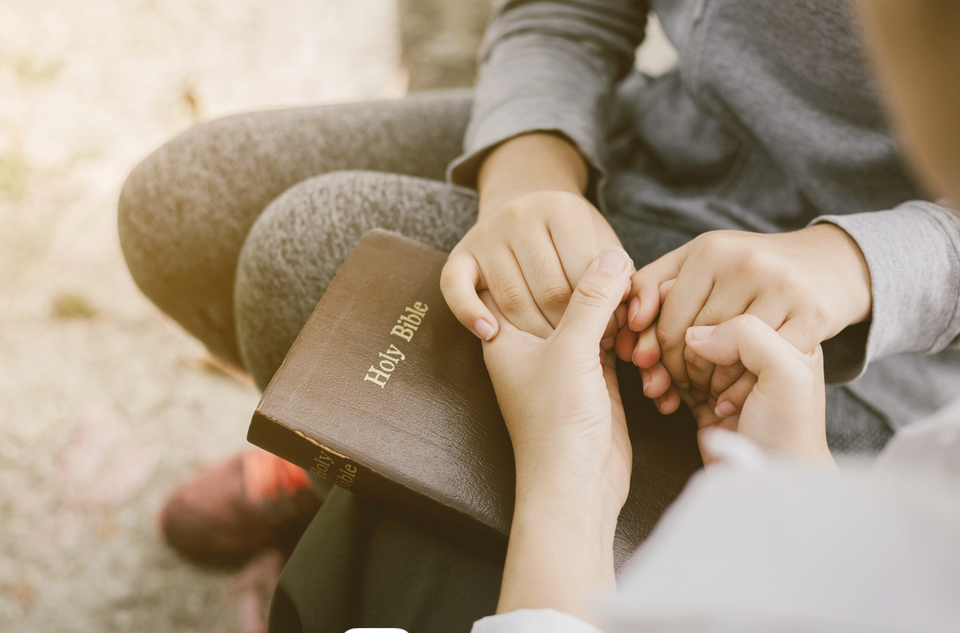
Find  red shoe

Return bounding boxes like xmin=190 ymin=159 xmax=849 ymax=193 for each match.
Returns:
xmin=159 ymin=447 xmax=328 ymax=567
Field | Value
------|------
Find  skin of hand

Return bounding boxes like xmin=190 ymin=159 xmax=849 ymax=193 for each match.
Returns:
xmin=441 ymin=133 xmax=627 ymax=343
xmin=481 ymin=247 xmax=634 ymax=624
xmin=615 ymin=225 xmax=871 ymax=417
xmin=684 ymin=315 xmax=834 ymax=467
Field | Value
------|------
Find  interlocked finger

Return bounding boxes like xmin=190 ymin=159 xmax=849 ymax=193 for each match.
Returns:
xmin=482 ymin=249 xmax=555 ymax=339
xmin=514 ymin=240 xmax=574 ymax=330
xmin=711 ymin=299 xmax=790 ymax=414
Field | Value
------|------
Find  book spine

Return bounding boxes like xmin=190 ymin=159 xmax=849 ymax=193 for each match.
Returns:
xmin=247 ymin=409 xmax=509 ymax=564
xmin=247 ymin=411 xmax=370 ymax=494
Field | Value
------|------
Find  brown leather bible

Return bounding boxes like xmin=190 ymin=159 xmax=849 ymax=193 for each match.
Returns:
xmin=248 ymin=229 xmax=702 ymax=569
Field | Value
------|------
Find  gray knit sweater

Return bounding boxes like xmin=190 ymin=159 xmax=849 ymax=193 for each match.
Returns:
xmin=448 ymin=0 xmax=960 ymax=427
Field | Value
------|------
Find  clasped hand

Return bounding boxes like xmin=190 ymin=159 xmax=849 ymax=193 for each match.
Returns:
xmin=440 ymin=132 xmax=626 ymax=344
xmin=616 ymin=225 xmax=872 ymax=419
xmin=482 ymin=246 xmax=835 ymax=490
xmin=484 ymin=248 xmax=832 ymax=622
xmin=442 ymin=189 xmax=625 ymax=342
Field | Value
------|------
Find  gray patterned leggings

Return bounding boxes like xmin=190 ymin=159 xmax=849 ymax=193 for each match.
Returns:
xmin=118 ymin=90 xmax=892 ymax=454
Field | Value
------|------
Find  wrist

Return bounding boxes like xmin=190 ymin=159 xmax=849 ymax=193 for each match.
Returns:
xmin=499 ymin=466 xmax=619 ymax=621
xmin=514 ymin=456 xmax=624 ymax=528
xmin=511 ymin=489 xmax=619 ymax=562
xmin=808 ymin=223 xmax=873 ymax=326
xmin=477 ymin=133 xmax=589 ymax=215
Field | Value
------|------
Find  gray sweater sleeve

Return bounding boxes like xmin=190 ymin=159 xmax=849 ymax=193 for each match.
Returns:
xmin=446 ymin=0 xmax=649 ymax=191
xmin=813 ymin=201 xmax=960 ymax=382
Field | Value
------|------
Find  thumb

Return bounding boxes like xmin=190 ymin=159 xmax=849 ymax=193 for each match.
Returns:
xmin=684 ymin=315 xmax=811 ymax=384
xmin=554 ymin=248 xmax=632 ymax=347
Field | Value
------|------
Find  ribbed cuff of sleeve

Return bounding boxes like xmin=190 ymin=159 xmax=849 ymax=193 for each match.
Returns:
xmin=811 ymin=202 xmax=960 ymax=380
xmin=446 ymin=96 xmax=606 ymax=200
xmin=472 ymin=608 xmax=603 ymax=633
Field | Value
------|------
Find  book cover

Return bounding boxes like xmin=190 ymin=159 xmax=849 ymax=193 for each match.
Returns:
xmin=248 ymin=229 xmax=702 ymax=568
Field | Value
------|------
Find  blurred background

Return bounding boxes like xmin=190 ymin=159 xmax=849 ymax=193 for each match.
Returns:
xmin=0 ymin=1 xmax=674 ymax=631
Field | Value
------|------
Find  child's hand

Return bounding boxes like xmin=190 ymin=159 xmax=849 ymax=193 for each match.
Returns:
xmin=442 ymin=133 xmax=627 ymax=342
xmin=443 ymin=190 xmax=624 ymax=340
xmin=616 ymin=226 xmax=871 ymax=415
xmin=683 ymin=315 xmax=833 ymax=466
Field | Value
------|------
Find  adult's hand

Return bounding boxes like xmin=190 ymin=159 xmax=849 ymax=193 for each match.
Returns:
xmin=616 ymin=225 xmax=871 ymax=416
xmin=441 ymin=133 xmax=625 ymax=342
xmin=684 ymin=315 xmax=834 ymax=466
xmin=482 ymin=246 xmax=633 ymax=624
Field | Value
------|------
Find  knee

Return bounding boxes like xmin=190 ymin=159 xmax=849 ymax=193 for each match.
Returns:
xmin=233 ymin=178 xmax=336 ymax=390
xmin=234 ymin=170 xmax=477 ymax=388
xmin=117 ymin=123 xmax=225 ymax=303
xmin=233 ymin=171 xmax=413 ymax=387
xmin=117 ymin=119 xmax=257 ymax=366
xmin=117 ymin=146 xmax=167 ymax=301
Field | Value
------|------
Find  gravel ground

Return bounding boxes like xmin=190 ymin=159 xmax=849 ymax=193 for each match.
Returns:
xmin=1 ymin=1 xmax=400 ymax=631
xmin=0 ymin=1 xmax=674 ymax=631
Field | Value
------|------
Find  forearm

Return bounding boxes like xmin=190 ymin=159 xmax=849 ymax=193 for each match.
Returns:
xmin=449 ymin=0 xmax=647 ymax=191
xmin=498 ymin=462 xmax=620 ymax=625
xmin=477 ymin=133 xmax=589 ymax=215
xmin=476 ymin=249 xmax=634 ymax=628
xmin=812 ymin=201 xmax=960 ymax=381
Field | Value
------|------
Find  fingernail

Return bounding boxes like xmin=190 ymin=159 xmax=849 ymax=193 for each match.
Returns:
xmin=599 ymin=248 xmax=628 ymax=273
xmin=686 ymin=325 xmax=716 ymax=342
xmin=628 ymin=296 xmax=640 ymax=327
xmin=716 ymin=401 xmax=737 ymax=417
xmin=689 ymin=388 xmax=707 ymax=403
xmin=658 ymin=394 xmax=677 ymax=414
xmin=641 ymin=371 xmax=651 ymax=395
xmin=474 ymin=318 xmax=495 ymax=341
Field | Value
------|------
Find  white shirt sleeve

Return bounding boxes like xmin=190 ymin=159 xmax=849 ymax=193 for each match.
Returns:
xmin=475 ymin=398 xmax=960 ymax=633
xmin=472 ymin=608 xmax=602 ymax=633
xmin=600 ymin=396 xmax=960 ymax=633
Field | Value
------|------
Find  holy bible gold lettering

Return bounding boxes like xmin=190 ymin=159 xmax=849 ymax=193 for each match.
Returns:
xmin=363 ymin=302 xmax=429 ymax=388
xmin=390 ymin=302 xmax=429 ymax=342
